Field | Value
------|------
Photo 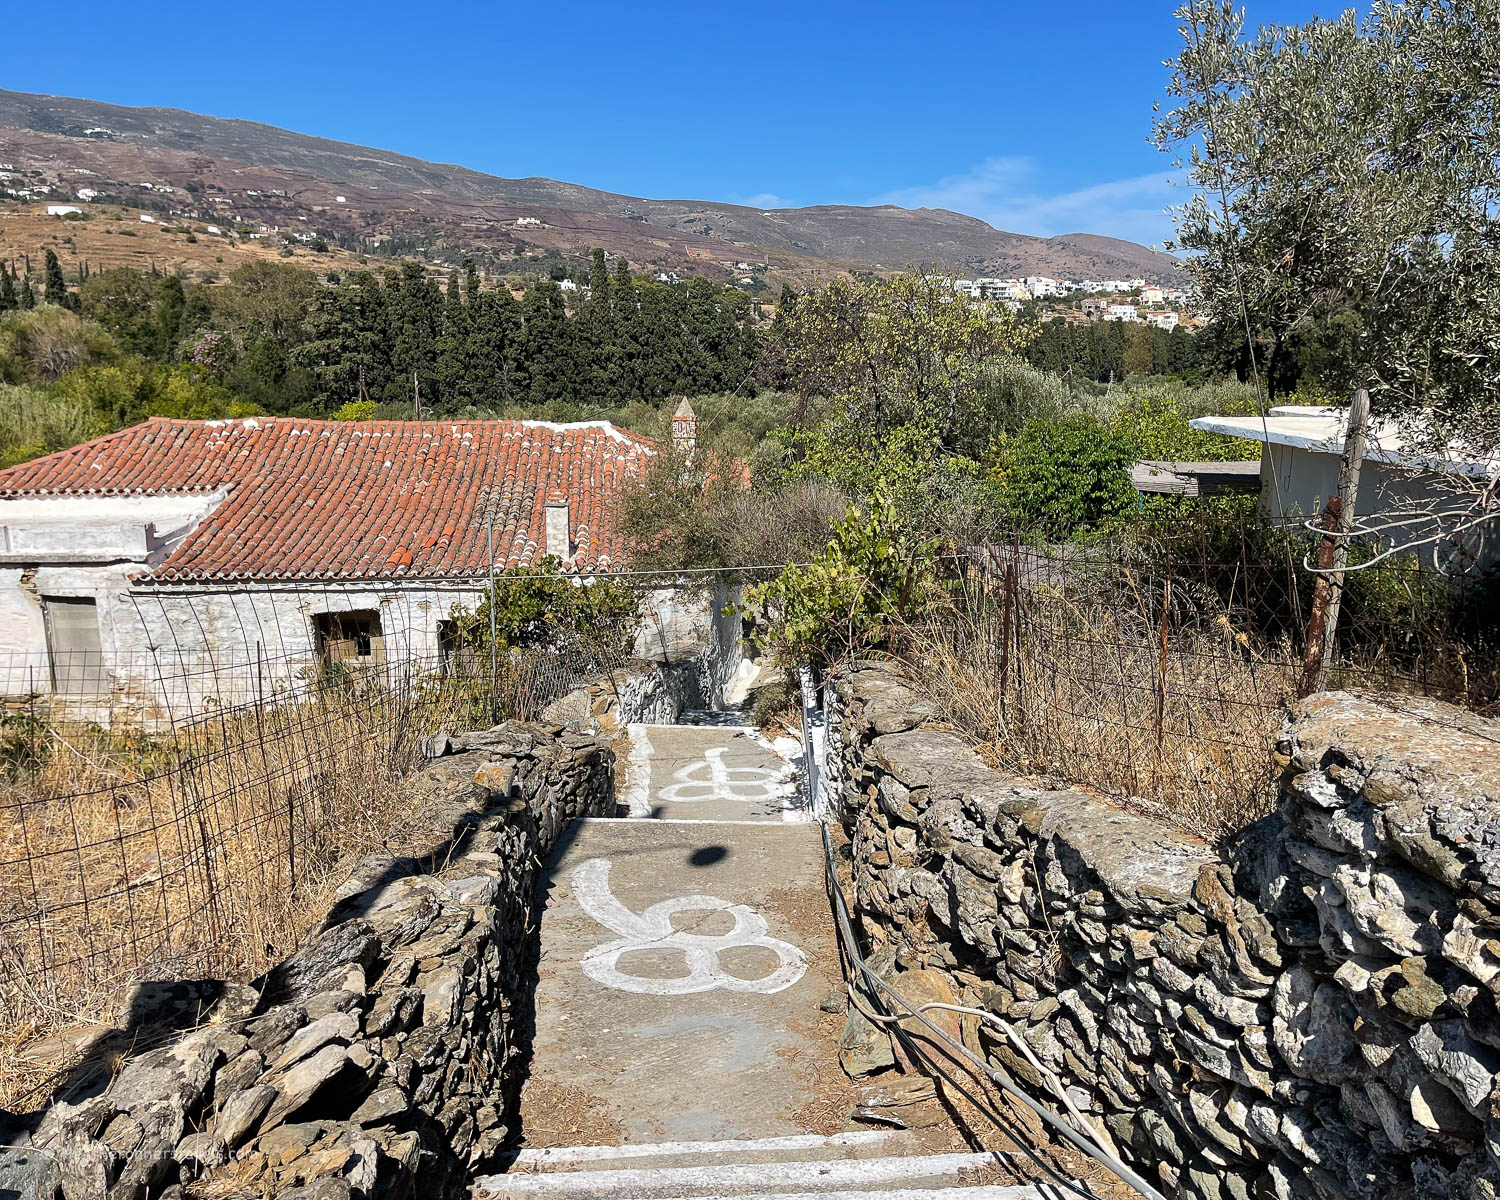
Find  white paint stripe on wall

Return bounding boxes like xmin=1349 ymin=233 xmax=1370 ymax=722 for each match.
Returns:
xmin=578 ymin=817 xmax=806 ymax=827
xmin=682 ymin=1188 xmax=1060 ymax=1200
xmin=623 ymin=723 xmax=655 ymax=818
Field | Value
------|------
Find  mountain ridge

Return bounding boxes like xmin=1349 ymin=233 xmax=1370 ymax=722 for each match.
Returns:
xmin=0 ymin=88 xmax=1181 ymax=284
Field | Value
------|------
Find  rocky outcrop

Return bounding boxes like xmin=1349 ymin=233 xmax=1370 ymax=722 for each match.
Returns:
xmin=828 ymin=665 xmax=1500 ymax=1200
xmin=5 ymin=723 xmax=614 ymax=1200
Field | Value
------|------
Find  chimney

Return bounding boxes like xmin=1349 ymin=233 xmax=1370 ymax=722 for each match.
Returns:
xmin=544 ymin=494 xmax=572 ymax=561
xmin=672 ymin=397 xmax=698 ymax=460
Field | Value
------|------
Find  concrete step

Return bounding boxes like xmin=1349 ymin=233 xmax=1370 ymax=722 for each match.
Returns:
xmin=637 ymin=1191 xmax=1064 ymax=1200
xmin=473 ymin=1149 xmax=1028 ymax=1197
xmin=503 ymin=1131 xmax=915 ymax=1173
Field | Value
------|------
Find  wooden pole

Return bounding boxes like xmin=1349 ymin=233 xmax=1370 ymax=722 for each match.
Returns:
xmin=1298 ymin=387 xmax=1370 ymax=696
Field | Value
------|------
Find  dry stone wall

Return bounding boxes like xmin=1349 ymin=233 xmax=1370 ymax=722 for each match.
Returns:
xmin=3 ymin=723 xmax=614 ymax=1200
xmin=828 ymin=665 xmax=1500 ymax=1200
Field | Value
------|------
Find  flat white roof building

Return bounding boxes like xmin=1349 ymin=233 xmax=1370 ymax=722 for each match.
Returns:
xmin=1190 ymin=405 xmax=1498 ymax=572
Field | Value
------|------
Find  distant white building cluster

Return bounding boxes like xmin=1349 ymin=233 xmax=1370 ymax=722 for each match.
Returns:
xmin=938 ymin=273 xmax=1195 ymax=326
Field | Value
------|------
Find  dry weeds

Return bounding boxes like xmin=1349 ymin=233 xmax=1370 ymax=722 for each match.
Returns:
xmin=905 ymin=567 xmax=1298 ymax=844
xmin=0 ymin=202 xmax=367 ymax=285
xmin=0 ymin=667 xmax=489 ymax=1111
xmin=515 ymin=1076 xmax=626 ymax=1150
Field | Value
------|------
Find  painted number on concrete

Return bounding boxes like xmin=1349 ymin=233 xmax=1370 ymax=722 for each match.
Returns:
xmin=658 ymin=747 xmax=787 ymax=805
xmin=572 ymin=858 xmax=807 ymax=995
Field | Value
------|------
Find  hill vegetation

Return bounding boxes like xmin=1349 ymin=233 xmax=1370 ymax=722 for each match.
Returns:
xmin=0 ymin=88 xmax=1182 ymax=286
xmin=0 ymin=251 xmax=768 ymax=466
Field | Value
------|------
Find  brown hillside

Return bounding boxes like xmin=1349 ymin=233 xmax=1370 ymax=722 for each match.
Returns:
xmin=0 ymin=202 xmax=365 ymax=283
xmin=0 ymin=88 xmax=1182 ymax=286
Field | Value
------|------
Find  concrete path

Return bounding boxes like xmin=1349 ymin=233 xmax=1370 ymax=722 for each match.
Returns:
xmin=479 ymin=715 xmax=1067 ymax=1200
xmin=523 ymin=817 xmax=836 ymax=1143
xmin=623 ymin=723 xmax=802 ymax=822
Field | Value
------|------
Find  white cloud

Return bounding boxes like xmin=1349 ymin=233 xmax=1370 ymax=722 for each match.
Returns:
xmin=730 ymin=191 xmax=783 ymax=209
xmin=871 ymin=157 xmax=1182 ymax=248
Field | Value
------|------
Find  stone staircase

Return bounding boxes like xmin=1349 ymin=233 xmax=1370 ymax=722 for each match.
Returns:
xmin=474 ymin=1129 xmax=1072 ymax=1198
xmin=481 ymin=714 xmax=1080 ymax=1200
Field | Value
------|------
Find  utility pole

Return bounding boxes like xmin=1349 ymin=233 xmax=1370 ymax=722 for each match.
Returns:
xmin=413 ymin=371 xmax=421 ymax=420
xmin=1299 ymin=386 xmax=1370 ymax=696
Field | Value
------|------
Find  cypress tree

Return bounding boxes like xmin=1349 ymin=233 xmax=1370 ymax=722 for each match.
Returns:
xmin=458 ymin=260 xmax=488 ymax=405
xmin=610 ymin=259 xmax=638 ymax=402
xmin=521 ymin=279 xmax=576 ymax=404
xmin=294 ymin=270 xmax=390 ymax=410
xmin=0 ymin=266 xmax=15 ymax=312
xmin=19 ymin=277 xmax=35 ymax=310
xmin=43 ymin=249 xmax=69 ymax=308
xmin=156 ymin=275 xmax=186 ymax=360
xmin=436 ymin=268 xmax=468 ymax=408
xmin=387 ymin=261 xmax=440 ymax=407
xmin=487 ymin=286 xmax=523 ymax=406
xmin=588 ymin=248 xmax=609 ymax=313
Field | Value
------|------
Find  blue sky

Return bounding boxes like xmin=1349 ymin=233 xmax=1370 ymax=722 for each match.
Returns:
xmin=11 ymin=1 xmax=1322 ymax=249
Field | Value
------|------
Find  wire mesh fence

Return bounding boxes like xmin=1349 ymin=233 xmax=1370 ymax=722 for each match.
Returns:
xmin=905 ymin=520 xmax=1498 ymax=844
xmin=0 ymin=583 xmax=644 ymax=1110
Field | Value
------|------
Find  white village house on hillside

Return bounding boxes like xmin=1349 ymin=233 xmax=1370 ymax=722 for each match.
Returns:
xmin=1191 ymin=405 xmax=1500 ymax=573
xmin=0 ymin=414 xmax=716 ymax=722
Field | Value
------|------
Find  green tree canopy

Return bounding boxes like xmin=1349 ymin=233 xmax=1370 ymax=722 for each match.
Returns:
xmin=1154 ymin=0 xmax=1499 ymax=461
xmin=765 ymin=271 xmax=1035 ymax=457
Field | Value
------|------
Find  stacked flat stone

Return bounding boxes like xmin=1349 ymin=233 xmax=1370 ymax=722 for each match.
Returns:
xmin=828 ymin=666 xmax=1500 ymax=1200
xmin=5 ymin=724 xmax=614 ymax=1200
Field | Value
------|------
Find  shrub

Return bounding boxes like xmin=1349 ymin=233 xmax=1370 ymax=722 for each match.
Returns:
xmin=1110 ymin=379 xmax=1262 ymax=462
xmin=748 ymin=672 xmax=799 ymax=731
xmin=333 ymin=399 xmax=377 ymax=421
xmin=967 ymin=357 xmax=1076 ymax=437
xmin=450 ymin=557 xmax=639 ymax=667
xmin=0 ymin=307 xmax=118 ymax=384
xmin=0 ymin=383 xmax=106 ymax=468
xmin=740 ymin=497 xmax=938 ymax=670
xmin=756 ymin=419 xmax=1002 ymax=545
xmin=992 ymin=414 xmax=1137 ymax=538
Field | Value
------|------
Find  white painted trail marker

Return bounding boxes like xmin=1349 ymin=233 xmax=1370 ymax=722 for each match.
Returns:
xmin=572 ymin=858 xmax=807 ymax=996
xmin=658 ymin=747 xmax=789 ymax=805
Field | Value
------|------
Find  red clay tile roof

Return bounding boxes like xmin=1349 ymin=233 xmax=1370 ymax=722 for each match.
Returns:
xmin=0 ymin=417 xmax=656 ymax=582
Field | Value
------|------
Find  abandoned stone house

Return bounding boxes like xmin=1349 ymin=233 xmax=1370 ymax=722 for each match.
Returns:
xmin=0 ymin=415 xmax=669 ymax=720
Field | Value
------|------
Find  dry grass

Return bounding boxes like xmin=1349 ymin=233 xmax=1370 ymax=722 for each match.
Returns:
xmin=905 ymin=567 xmax=1298 ymax=844
xmin=0 ymin=201 xmax=367 ymax=284
xmin=0 ymin=665 xmax=490 ymax=1111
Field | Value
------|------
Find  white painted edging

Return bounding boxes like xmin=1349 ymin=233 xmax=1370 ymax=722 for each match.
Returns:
xmin=579 ymin=817 xmax=806 ymax=827
xmin=510 ymin=1130 xmax=897 ymax=1166
xmin=681 ymin=1189 xmax=1064 ymax=1200
xmin=623 ymin=723 xmax=655 ymax=818
xmin=476 ymin=1151 xmax=1006 ymax=1194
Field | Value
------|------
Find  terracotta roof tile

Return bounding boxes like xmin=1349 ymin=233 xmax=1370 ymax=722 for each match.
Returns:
xmin=0 ymin=417 xmax=656 ymax=583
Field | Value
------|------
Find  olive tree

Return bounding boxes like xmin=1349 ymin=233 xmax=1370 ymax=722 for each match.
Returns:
xmin=767 ymin=270 xmax=1035 ymax=458
xmin=1153 ymin=1 xmax=1499 ymax=557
